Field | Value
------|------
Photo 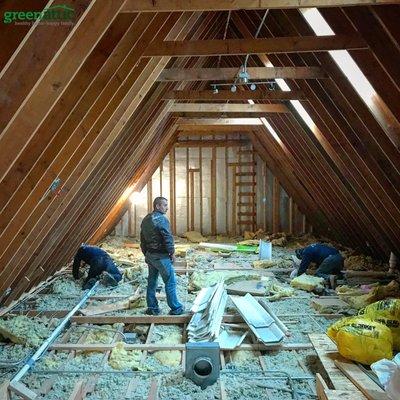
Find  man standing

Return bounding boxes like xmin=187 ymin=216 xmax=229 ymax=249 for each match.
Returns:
xmin=73 ymin=244 xmax=122 ymax=290
xmin=291 ymin=243 xmax=344 ymax=289
xmin=140 ymin=197 xmax=183 ymax=315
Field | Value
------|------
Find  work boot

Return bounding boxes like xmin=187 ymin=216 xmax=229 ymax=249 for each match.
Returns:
xmin=102 ymin=272 xmax=118 ymax=287
xmin=169 ymin=307 xmax=184 ymax=315
xmin=145 ymin=308 xmax=161 ymax=316
xmin=82 ymin=278 xmax=97 ymax=290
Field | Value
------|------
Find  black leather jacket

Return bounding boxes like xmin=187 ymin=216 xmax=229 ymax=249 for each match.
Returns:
xmin=140 ymin=211 xmax=174 ymax=255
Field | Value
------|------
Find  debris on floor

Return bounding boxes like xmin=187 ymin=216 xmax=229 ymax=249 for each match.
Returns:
xmin=109 ymin=342 xmax=143 ymax=370
xmin=0 ymin=315 xmax=54 ymax=347
xmin=290 ymin=274 xmax=325 ymax=292
xmin=188 ymin=282 xmax=227 ymax=342
xmin=1 ymin=232 xmax=397 ymax=399
xmin=183 ymin=231 xmax=208 ymax=243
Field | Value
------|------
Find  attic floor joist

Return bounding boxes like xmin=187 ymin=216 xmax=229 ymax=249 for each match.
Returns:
xmin=2 ymin=237 xmax=381 ymax=399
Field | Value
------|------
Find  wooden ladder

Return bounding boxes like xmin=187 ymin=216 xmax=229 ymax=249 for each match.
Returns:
xmin=236 ymin=144 xmax=257 ymax=233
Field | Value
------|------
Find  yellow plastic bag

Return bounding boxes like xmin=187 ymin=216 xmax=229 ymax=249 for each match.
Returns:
xmin=327 ymin=317 xmax=393 ymax=365
xmin=359 ymin=299 xmax=400 ymax=350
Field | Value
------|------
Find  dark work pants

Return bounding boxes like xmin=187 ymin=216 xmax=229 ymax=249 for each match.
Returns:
xmin=315 ymin=254 xmax=344 ymax=281
xmin=83 ymin=257 xmax=122 ymax=288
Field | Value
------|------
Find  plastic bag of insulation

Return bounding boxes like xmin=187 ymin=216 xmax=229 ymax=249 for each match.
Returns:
xmin=371 ymin=353 xmax=400 ymax=400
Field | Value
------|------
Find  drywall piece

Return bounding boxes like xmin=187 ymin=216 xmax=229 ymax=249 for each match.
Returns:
xmin=226 ymin=280 xmax=268 ymax=296
xmin=258 ymin=299 xmax=290 ymax=337
xmin=230 ymin=293 xmax=285 ymax=344
xmin=217 ymin=329 xmax=247 ymax=350
xmin=191 ymin=286 xmax=216 ymax=313
xmin=199 ymin=242 xmax=237 ymax=251
xmin=312 ymin=298 xmax=350 ymax=314
xmin=188 ymin=282 xmax=227 ymax=342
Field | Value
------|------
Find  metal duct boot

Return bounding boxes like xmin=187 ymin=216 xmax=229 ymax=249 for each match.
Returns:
xmin=185 ymin=342 xmax=220 ymax=389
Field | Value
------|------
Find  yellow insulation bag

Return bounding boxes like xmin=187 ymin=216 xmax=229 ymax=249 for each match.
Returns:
xmin=359 ymin=299 xmax=400 ymax=350
xmin=327 ymin=317 xmax=393 ymax=365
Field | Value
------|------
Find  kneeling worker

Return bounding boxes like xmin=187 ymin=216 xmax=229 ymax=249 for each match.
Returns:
xmin=73 ymin=244 xmax=122 ymax=290
xmin=291 ymin=243 xmax=344 ymax=288
xmin=140 ymin=197 xmax=183 ymax=315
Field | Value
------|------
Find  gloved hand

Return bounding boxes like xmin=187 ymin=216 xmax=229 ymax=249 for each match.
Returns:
xmin=290 ymin=268 xmax=298 ymax=279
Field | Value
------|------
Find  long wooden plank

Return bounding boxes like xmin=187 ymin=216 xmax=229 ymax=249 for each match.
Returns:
xmin=9 ymin=15 xmax=204 ymax=289
xmin=50 ymin=342 xmax=313 ymax=351
xmin=2 ymin=13 xmax=204 ymax=299
xmin=309 ymin=334 xmax=367 ymax=396
xmin=143 ymin=35 xmax=367 ymax=57
xmin=0 ymin=0 xmax=48 ymax=72
xmin=121 ymin=0 xmax=396 ymax=12
xmin=0 ymin=0 xmax=127 ymax=181
xmin=0 ymin=0 xmax=89 ymax=133
xmin=171 ymin=103 xmax=290 ymax=113
xmin=165 ymin=89 xmax=306 ymax=100
xmin=0 ymin=13 xmax=183 ymax=291
xmin=158 ymin=66 xmax=328 ymax=81
xmin=233 ymin=10 xmax=389 ymax=252
xmin=83 ymin=16 xmax=216 ymax=247
xmin=334 ymin=360 xmax=389 ymax=400
xmin=271 ymin=9 xmax=400 ymax=254
xmin=8 ymin=382 xmax=37 ymax=400
xmin=0 ymin=12 xmax=138 ymax=217
xmin=68 ymin=380 xmax=85 ymax=400
xmin=178 ymin=118 xmax=263 ymax=126
xmin=178 ymin=125 xmax=255 ymax=132
xmin=175 ymin=139 xmax=247 ymax=147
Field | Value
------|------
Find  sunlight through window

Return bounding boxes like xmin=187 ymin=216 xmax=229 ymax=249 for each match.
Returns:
xmin=301 ymin=8 xmax=376 ymax=107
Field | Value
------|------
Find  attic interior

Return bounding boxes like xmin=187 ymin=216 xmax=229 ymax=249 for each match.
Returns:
xmin=1 ymin=0 xmax=400 ymax=399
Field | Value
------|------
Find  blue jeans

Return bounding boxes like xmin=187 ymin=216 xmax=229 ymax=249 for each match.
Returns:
xmin=85 ymin=257 xmax=122 ymax=282
xmin=315 ymin=254 xmax=344 ymax=281
xmin=145 ymin=253 xmax=183 ymax=313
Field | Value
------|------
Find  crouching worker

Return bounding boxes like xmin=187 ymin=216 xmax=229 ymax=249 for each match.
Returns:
xmin=73 ymin=244 xmax=122 ymax=290
xmin=292 ymin=243 xmax=344 ymax=289
xmin=140 ymin=197 xmax=183 ymax=316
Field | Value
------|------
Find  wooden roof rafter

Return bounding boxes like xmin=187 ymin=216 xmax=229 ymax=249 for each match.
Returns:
xmin=121 ymin=0 xmax=398 ymax=12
